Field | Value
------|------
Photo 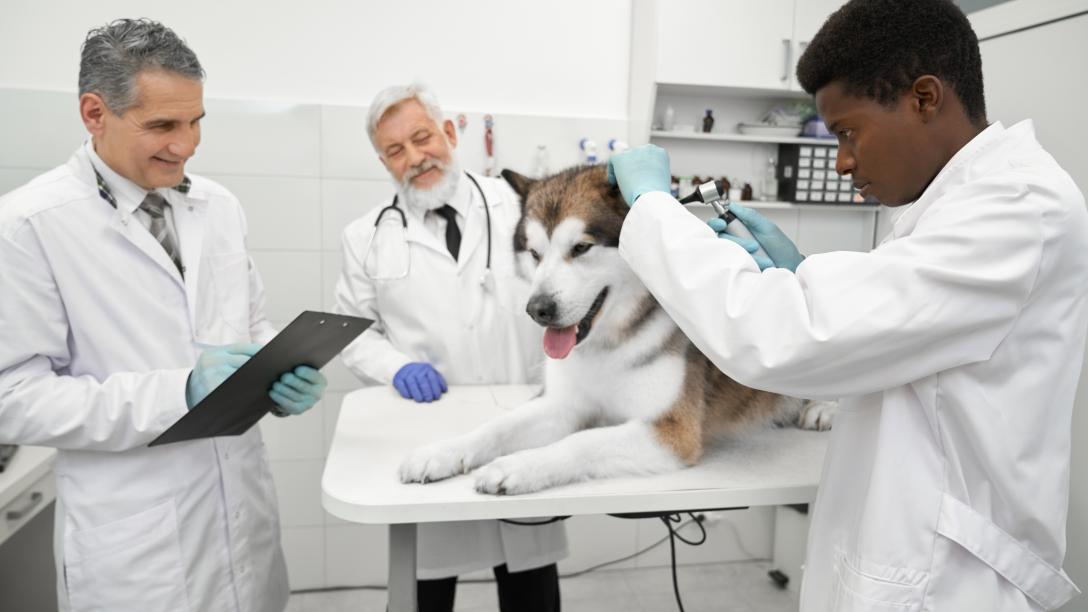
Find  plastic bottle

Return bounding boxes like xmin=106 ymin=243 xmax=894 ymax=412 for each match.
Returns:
xmin=532 ymin=145 xmax=550 ymax=178
xmin=761 ymin=157 xmax=779 ymax=202
xmin=579 ymin=138 xmax=598 ymax=164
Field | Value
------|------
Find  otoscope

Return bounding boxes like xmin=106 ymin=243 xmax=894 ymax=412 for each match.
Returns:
xmin=679 ymin=180 xmax=768 ymax=260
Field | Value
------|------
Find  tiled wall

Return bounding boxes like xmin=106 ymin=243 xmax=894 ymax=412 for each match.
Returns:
xmin=0 ymin=87 xmax=784 ymax=590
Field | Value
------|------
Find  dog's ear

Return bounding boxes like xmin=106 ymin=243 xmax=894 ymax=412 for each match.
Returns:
xmin=501 ymin=169 xmax=536 ymax=201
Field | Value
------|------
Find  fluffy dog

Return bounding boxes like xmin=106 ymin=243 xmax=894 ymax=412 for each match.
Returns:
xmin=399 ymin=165 xmax=833 ymax=495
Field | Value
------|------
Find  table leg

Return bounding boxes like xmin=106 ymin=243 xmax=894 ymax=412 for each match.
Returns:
xmin=387 ymin=523 xmax=418 ymax=612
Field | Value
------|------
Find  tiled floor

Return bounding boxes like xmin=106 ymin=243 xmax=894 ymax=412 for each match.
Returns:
xmin=286 ymin=560 xmax=799 ymax=612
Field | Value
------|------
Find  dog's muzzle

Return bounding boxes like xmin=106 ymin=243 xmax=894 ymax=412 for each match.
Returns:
xmin=526 ymin=294 xmax=559 ymax=326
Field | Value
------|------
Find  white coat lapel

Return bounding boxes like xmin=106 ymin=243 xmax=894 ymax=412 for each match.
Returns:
xmin=171 ymin=195 xmax=207 ymax=323
xmin=108 ymin=205 xmax=186 ymax=289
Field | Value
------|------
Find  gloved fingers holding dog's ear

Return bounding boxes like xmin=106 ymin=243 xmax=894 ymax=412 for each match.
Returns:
xmin=393 ymin=362 xmax=448 ymax=403
xmin=607 ymin=144 xmax=673 ymax=207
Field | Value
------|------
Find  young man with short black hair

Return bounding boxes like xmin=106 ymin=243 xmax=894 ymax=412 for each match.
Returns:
xmin=608 ymin=0 xmax=1087 ymax=609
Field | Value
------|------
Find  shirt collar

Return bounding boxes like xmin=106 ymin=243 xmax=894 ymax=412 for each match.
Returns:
xmin=84 ymin=140 xmax=193 ymax=212
xmin=444 ymin=172 xmax=473 ymax=218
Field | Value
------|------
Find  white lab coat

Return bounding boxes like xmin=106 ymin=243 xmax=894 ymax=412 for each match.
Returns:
xmin=335 ymin=171 xmax=568 ymax=579
xmin=0 ymin=143 xmax=288 ymax=612
xmin=619 ymin=121 xmax=1086 ymax=612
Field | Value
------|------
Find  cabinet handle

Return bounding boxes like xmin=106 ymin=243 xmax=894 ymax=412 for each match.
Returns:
xmin=781 ymin=39 xmax=792 ymax=82
xmin=5 ymin=491 xmax=43 ymax=521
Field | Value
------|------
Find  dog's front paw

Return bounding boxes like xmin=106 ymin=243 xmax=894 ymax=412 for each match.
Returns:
xmin=798 ymin=400 xmax=838 ymax=431
xmin=474 ymin=453 xmax=552 ymax=496
xmin=399 ymin=439 xmax=480 ymax=484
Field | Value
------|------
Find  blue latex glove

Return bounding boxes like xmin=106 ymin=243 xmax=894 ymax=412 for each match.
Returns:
xmin=393 ymin=362 xmax=448 ymax=403
xmin=186 ymin=343 xmax=262 ymax=409
xmin=269 ymin=365 xmax=327 ymax=416
xmin=708 ymin=202 xmax=805 ymax=272
xmin=606 ymin=144 xmax=672 ymax=207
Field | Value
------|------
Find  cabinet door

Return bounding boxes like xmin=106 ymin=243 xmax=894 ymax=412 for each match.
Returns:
xmin=656 ymin=0 xmax=796 ymax=90
xmin=790 ymin=0 xmax=847 ymax=91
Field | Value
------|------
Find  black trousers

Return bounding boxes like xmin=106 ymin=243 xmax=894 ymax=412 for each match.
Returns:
xmin=416 ymin=563 xmax=561 ymax=612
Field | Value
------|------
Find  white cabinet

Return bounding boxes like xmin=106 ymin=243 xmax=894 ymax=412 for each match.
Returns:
xmin=790 ymin=0 xmax=847 ymax=91
xmin=655 ymin=0 xmax=796 ymax=90
xmin=654 ymin=0 xmax=844 ymax=91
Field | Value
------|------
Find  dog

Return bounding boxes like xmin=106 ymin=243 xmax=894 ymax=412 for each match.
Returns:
xmin=398 ymin=165 xmax=834 ymax=495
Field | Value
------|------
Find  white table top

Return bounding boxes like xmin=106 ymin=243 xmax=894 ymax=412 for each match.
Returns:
xmin=323 ymin=385 xmax=829 ymax=524
xmin=0 ymin=446 xmax=55 ymax=510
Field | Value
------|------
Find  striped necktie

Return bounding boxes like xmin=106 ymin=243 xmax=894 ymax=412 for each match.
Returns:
xmin=139 ymin=192 xmax=184 ymax=275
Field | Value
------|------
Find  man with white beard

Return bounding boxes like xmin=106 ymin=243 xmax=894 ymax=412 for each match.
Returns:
xmin=334 ymin=84 xmax=567 ymax=611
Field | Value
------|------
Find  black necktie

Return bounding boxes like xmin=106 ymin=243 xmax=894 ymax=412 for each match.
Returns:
xmin=434 ymin=204 xmax=461 ymax=261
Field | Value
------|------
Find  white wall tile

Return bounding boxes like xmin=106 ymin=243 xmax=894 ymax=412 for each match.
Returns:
xmin=207 ymin=174 xmax=321 ymax=251
xmin=634 ymin=507 xmax=774 ymax=568
xmin=281 ymin=526 xmax=326 ymax=590
xmin=320 ymin=105 xmax=388 ymax=180
xmin=0 ymin=168 xmax=44 ymax=197
xmin=324 ymin=524 xmax=390 ymax=587
xmin=250 ymin=250 xmax=323 ymax=323
xmin=323 ymin=391 xmax=347 ymax=453
xmin=795 ymin=209 xmax=876 ymax=254
xmin=324 ymin=358 xmax=367 ymax=393
xmin=321 ymin=251 xmax=343 ymax=313
xmin=271 ymin=459 xmax=326 ymax=527
xmin=559 ymin=515 xmax=640 ymax=573
xmin=259 ymin=402 xmax=325 ymax=461
xmin=320 ymin=178 xmax=392 ymax=250
xmin=186 ymin=99 xmax=321 ymax=177
xmin=0 ymin=89 xmax=86 ymax=170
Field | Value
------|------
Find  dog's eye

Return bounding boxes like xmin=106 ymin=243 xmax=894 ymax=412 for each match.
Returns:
xmin=570 ymin=242 xmax=593 ymax=258
xmin=528 ymin=249 xmax=541 ymax=262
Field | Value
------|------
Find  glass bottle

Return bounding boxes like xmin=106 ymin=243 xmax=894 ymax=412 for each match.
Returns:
xmin=761 ymin=157 xmax=779 ymax=202
xmin=702 ymin=109 xmax=715 ymax=133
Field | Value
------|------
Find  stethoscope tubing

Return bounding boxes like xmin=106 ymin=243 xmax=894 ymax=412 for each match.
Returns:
xmin=373 ymin=171 xmax=492 ymax=270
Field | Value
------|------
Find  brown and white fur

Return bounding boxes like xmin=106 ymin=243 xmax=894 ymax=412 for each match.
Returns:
xmin=398 ymin=165 xmax=834 ymax=495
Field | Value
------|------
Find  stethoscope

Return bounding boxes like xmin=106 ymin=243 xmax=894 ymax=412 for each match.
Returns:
xmin=368 ymin=172 xmax=495 ymax=291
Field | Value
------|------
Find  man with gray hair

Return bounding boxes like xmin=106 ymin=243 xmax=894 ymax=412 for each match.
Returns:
xmin=0 ymin=18 xmax=326 ymax=611
xmin=334 ymin=84 xmax=566 ymax=611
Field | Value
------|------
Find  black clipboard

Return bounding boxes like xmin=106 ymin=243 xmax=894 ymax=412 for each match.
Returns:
xmin=150 ymin=311 xmax=372 ymax=446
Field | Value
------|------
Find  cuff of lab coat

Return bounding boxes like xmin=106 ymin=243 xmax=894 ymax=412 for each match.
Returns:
xmin=159 ymin=368 xmax=194 ymax=429
xmin=619 ymin=191 xmax=757 ymax=275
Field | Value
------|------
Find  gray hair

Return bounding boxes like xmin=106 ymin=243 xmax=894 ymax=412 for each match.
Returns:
xmin=366 ymin=83 xmax=446 ymax=152
xmin=79 ymin=18 xmax=204 ymax=115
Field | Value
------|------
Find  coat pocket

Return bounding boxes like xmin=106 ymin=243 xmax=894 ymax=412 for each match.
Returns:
xmin=830 ymin=549 xmax=929 ymax=612
xmin=65 ymin=501 xmax=190 ymax=612
xmin=195 ymin=251 xmax=252 ymax=343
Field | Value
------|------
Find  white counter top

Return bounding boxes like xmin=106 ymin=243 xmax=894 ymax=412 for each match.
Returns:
xmin=0 ymin=446 xmax=54 ymax=512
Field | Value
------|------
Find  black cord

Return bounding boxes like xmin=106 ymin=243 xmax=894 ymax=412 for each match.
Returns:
xmin=656 ymin=512 xmax=708 ymax=612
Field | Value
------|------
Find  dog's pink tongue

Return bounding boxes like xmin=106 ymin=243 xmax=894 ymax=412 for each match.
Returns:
xmin=543 ymin=326 xmax=578 ymax=359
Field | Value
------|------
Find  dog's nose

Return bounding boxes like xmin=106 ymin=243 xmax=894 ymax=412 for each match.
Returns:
xmin=526 ymin=295 xmax=559 ymax=326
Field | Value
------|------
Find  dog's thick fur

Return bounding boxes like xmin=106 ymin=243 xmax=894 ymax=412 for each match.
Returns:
xmin=398 ymin=165 xmax=833 ymax=495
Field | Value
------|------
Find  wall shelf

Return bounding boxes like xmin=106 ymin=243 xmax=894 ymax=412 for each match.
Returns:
xmin=650 ymin=130 xmax=835 ymax=146
xmin=687 ymin=201 xmax=879 ymax=214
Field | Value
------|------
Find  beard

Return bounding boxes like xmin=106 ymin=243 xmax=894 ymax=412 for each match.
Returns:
xmin=397 ymin=153 xmax=463 ymax=213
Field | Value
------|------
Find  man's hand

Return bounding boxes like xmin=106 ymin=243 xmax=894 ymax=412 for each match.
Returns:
xmin=606 ymin=145 xmax=672 ymax=207
xmin=186 ymin=343 xmax=262 ymax=409
xmin=393 ymin=362 xmax=448 ymax=403
xmin=709 ymin=203 xmax=805 ymax=272
xmin=269 ymin=366 xmax=327 ymax=416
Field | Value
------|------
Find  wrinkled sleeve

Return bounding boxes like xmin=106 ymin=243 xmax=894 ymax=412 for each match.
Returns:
xmin=619 ymin=188 xmax=1042 ymax=400
xmin=0 ymin=220 xmax=189 ymax=451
